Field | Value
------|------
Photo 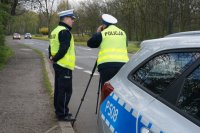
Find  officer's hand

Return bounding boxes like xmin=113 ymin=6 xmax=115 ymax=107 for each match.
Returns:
xmin=49 ymin=56 xmax=53 ymax=63
xmin=97 ymin=25 xmax=104 ymax=32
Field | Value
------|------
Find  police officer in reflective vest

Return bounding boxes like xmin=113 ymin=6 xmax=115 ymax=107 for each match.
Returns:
xmin=49 ymin=9 xmax=76 ymax=121
xmin=87 ymin=14 xmax=129 ymax=87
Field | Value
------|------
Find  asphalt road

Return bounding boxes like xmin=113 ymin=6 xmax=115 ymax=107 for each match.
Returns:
xmin=13 ymin=38 xmax=100 ymax=133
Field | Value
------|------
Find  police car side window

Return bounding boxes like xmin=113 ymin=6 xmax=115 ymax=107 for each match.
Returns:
xmin=131 ymin=52 xmax=200 ymax=95
xmin=176 ymin=65 xmax=200 ymax=121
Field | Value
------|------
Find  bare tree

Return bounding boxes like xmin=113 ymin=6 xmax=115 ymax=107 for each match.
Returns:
xmin=33 ymin=0 xmax=56 ymax=37
xmin=73 ymin=0 xmax=200 ymax=41
xmin=0 ymin=0 xmax=27 ymax=15
xmin=75 ymin=0 xmax=102 ymax=35
xmin=57 ymin=1 xmax=69 ymax=12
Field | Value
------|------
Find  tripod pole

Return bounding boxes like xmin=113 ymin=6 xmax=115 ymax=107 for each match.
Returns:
xmin=95 ymin=76 xmax=101 ymax=114
xmin=72 ymin=61 xmax=97 ymax=126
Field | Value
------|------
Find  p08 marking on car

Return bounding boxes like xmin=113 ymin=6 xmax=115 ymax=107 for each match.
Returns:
xmin=100 ymin=92 xmax=165 ymax=133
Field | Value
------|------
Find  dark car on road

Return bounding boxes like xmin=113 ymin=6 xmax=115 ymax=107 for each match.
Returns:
xmin=13 ymin=33 xmax=21 ymax=40
xmin=24 ymin=33 xmax=32 ymax=39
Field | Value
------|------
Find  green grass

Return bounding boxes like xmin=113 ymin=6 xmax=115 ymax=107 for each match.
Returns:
xmin=33 ymin=48 xmax=53 ymax=98
xmin=75 ymin=41 xmax=87 ymax=46
xmin=32 ymin=35 xmax=49 ymax=41
xmin=21 ymin=44 xmax=53 ymax=102
xmin=73 ymin=34 xmax=90 ymax=42
xmin=32 ymin=35 xmax=140 ymax=53
xmin=0 ymin=45 xmax=13 ymax=70
xmin=127 ymin=41 xmax=140 ymax=53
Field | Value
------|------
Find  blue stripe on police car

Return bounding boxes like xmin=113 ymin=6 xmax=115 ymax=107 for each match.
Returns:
xmin=100 ymin=92 xmax=137 ymax=132
xmin=100 ymin=92 xmax=165 ymax=133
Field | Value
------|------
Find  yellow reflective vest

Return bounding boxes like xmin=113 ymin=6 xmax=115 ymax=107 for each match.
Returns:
xmin=50 ymin=25 xmax=76 ymax=70
xmin=97 ymin=25 xmax=129 ymax=65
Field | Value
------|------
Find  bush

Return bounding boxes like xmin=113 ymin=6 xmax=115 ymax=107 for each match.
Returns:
xmin=39 ymin=27 xmax=49 ymax=35
xmin=32 ymin=35 xmax=49 ymax=41
xmin=0 ymin=45 xmax=12 ymax=69
xmin=0 ymin=24 xmax=5 ymax=45
xmin=73 ymin=34 xmax=90 ymax=42
xmin=34 ymin=34 xmax=43 ymax=37
xmin=0 ymin=3 xmax=11 ymax=46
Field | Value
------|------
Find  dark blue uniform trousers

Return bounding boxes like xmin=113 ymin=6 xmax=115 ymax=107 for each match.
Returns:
xmin=99 ymin=67 xmax=121 ymax=88
xmin=53 ymin=63 xmax=72 ymax=118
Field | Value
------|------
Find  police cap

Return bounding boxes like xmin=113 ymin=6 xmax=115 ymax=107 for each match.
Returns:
xmin=102 ymin=14 xmax=118 ymax=25
xmin=58 ymin=9 xmax=76 ymax=19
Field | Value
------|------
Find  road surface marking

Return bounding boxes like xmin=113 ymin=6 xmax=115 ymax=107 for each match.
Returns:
xmin=84 ymin=70 xmax=99 ymax=75
xmin=76 ymin=56 xmax=97 ymax=59
xmin=20 ymin=48 xmax=32 ymax=51
xmin=77 ymin=47 xmax=92 ymax=50
xmin=75 ymin=66 xmax=84 ymax=70
xmin=44 ymin=125 xmax=59 ymax=133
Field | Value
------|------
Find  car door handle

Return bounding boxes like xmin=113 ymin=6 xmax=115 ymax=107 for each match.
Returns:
xmin=141 ymin=127 xmax=153 ymax=133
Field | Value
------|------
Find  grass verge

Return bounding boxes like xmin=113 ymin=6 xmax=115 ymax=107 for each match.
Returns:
xmin=21 ymin=44 xmax=53 ymax=102
xmin=75 ymin=41 xmax=87 ymax=46
xmin=127 ymin=41 xmax=140 ymax=53
xmin=32 ymin=36 xmax=49 ymax=41
xmin=0 ymin=45 xmax=13 ymax=70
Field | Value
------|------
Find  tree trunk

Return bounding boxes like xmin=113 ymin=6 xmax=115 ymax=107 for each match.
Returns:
xmin=11 ymin=0 xmax=18 ymax=15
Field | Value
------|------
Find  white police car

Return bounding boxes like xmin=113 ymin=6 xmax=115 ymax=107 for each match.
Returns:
xmin=98 ymin=31 xmax=200 ymax=133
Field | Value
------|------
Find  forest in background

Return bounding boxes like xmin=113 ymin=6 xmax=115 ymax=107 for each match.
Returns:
xmin=0 ymin=0 xmax=200 ymax=42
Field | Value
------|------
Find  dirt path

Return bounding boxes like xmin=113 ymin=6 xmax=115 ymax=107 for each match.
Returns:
xmin=0 ymin=39 xmax=61 ymax=133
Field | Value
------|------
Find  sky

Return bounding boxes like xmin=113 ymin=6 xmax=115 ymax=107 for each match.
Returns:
xmin=58 ymin=0 xmax=85 ymax=7
xmin=22 ymin=0 xmax=85 ymax=12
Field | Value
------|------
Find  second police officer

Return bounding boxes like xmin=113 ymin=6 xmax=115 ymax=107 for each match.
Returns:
xmin=87 ymin=14 xmax=129 ymax=88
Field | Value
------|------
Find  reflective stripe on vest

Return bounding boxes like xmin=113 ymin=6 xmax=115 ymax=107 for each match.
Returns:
xmin=50 ymin=25 xmax=76 ymax=70
xmin=97 ymin=25 xmax=129 ymax=65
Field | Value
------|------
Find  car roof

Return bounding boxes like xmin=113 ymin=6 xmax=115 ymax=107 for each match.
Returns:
xmin=164 ymin=31 xmax=200 ymax=37
xmin=141 ymin=35 xmax=200 ymax=51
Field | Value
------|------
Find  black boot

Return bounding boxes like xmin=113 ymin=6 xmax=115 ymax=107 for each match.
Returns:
xmin=57 ymin=116 xmax=76 ymax=122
